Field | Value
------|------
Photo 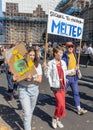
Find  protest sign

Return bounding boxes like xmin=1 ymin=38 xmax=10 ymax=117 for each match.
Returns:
xmin=6 ymin=43 xmax=37 ymax=82
xmin=47 ymin=10 xmax=84 ymax=39
xmin=0 ymin=125 xmax=9 ymax=130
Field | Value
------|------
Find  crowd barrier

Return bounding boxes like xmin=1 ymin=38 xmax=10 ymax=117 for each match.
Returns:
xmin=78 ymin=54 xmax=93 ymax=66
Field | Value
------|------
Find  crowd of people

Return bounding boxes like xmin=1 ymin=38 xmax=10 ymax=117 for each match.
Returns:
xmin=0 ymin=41 xmax=92 ymax=130
xmin=76 ymin=43 xmax=93 ymax=67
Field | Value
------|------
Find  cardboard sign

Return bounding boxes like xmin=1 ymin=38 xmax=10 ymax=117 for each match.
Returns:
xmin=7 ymin=43 xmax=37 ymax=82
xmin=0 ymin=125 xmax=9 ymax=130
xmin=47 ymin=10 xmax=84 ymax=39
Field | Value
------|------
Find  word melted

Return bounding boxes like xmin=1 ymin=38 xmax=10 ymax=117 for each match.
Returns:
xmin=51 ymin=20 xmax=82 ymax=38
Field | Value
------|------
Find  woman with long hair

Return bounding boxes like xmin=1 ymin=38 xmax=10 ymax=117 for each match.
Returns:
xmin=13 ymin=47 xmax=42 ymax=130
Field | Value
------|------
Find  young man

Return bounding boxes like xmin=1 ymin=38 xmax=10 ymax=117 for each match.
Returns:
xmin=62 ymin=41 xmax=87 ymax=115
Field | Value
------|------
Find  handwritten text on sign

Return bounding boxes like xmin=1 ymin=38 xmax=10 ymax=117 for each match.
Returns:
xmin=47 ymin=10 xmax=84 ymax=39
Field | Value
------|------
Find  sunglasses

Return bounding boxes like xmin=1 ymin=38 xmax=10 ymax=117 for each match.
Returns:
xmin=67 ymin=45 xmax=74 ymax=48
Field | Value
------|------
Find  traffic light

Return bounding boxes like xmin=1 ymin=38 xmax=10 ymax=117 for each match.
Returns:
xmin=42 ymin=32 xmax=46 ymax=43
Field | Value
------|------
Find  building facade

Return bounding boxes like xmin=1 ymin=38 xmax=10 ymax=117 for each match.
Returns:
xmin=0 ymin=0 xmax=93 ymax=45
xmin=81 ymin=3 xmax=93 ymax=43
xmin=0 ymin=0 xmax=61 ymax=45
xmin=57 ymin=0 xmax=93 ymax=44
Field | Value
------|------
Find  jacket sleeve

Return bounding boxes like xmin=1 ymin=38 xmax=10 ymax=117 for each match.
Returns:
xmin=66 ymin=69 xmax=75 ymax=75
xmin=44 ymin=61 xmax=53 ymax=87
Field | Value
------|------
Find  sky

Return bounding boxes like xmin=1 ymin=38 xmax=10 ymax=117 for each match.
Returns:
xmin=2 ymin=0 xmax=61 ymax=14
xmin=0 ymin=0 xmax=2 ymax=16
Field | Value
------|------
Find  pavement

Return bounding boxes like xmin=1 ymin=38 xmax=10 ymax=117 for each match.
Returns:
xmin=0 ymin=65 xmax=93 ymax=130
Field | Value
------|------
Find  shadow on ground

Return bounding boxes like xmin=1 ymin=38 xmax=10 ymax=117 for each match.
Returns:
xmin=66 ymin=90 xmax=93 ymax=113
xmin=0 ymin=104 xmax=23 ymax=130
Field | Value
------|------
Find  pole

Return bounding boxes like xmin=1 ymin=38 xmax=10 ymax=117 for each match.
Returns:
xmin=77 ymin=39 xmax=82 ymax=66
xmin=44 ymin=33 xmax=48 ymax=63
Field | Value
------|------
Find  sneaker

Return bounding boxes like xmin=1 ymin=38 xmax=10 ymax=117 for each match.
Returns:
xmin=57 ymin=119 xmax=64 ymax=128
xmin=52 ymin=118 xmax=57 ymax=129
xmin=78 ymin=108 xmax=87 ymax=115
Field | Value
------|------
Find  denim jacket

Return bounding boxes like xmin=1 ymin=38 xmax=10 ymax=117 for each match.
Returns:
xmin=62 ymin=51 xmax=78 ymax=67
xmin=62 ymin=51 xmax=79 ymax=79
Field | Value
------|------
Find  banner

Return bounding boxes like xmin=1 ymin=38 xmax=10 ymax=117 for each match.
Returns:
xmin=5 ymin=43 xmax=37 ymax=82
xmin=47 ymin=10 xmax=84 ymax=39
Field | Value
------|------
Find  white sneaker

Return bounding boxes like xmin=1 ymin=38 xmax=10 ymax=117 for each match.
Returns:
xmin=78 ymin=108 xmax=88 ymax=115
xmin=52 ymin=118 xmax=57 ymax=129
xmin=57 ymin=119 xmax=64 ymax=128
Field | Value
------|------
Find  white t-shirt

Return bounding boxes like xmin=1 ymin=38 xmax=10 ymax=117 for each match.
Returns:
xmin=33 ymin=63 xmax=42 ymax=80
xmin=85 ymin=47 xmax=93 ymax=55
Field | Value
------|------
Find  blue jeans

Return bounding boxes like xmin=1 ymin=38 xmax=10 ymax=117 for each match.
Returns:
xmin=18 ymin=84 xmax=39 ymax=130
xmin=66 ymin=75 xmax=80 ymax=107
xmin=5 ymin=64 xmax=14 ymax=91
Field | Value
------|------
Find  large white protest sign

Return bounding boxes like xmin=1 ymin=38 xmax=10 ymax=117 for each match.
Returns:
xmin=47 ymin=10 xmax=84 ymax=39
